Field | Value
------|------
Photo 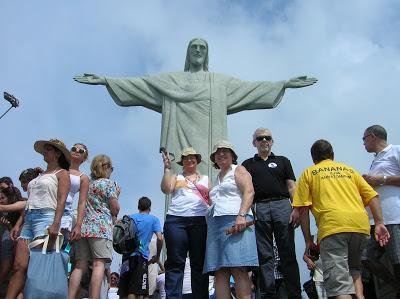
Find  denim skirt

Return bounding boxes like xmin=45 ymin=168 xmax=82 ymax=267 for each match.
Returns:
xmin=203 ymin=214 xmax=259 ymax=275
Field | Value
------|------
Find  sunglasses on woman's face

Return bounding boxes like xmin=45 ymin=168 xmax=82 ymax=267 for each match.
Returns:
xmin=71 ymin=146 xmax=86 ymax=154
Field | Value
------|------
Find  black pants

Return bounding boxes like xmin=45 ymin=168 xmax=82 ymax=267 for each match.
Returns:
xmin=255 ymin=200 xmax=301 ymax=299
xmin=164 ymin=215 xmax=209 ymax=299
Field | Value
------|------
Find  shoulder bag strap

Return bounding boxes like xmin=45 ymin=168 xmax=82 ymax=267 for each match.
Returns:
xmin=28 ymin=232 xmax=64 ymax=253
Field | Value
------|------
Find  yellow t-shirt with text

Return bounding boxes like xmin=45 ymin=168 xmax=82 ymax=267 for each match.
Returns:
xmin=293 ymin=159 xmax=378 ymax=241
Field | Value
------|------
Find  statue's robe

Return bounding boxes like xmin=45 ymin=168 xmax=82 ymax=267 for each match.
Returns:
xmin=106 ymin=71 xmax=285 ymax=177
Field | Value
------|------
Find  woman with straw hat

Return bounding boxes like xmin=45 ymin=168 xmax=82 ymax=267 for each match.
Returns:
xmin=6 ymin=138 xmax=71 ymax=299
xmin=204 ymin=140 xmax=258 ymax=299
xmin=161 ymin=147 xmax=210 ymax=299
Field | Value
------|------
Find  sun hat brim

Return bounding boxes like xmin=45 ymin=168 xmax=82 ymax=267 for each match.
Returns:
xmin=34 ymin=140 xmax=71 ymax=164
xmin=210 ymin=140 xmax=238 ymax=163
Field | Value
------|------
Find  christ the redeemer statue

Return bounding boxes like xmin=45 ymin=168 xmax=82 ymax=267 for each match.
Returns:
xmin=74 ymin=38 xmax=317 ymax=177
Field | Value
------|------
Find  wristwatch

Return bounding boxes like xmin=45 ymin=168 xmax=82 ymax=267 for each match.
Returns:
xmin=238 ymin=212 xmax=246 ymax=217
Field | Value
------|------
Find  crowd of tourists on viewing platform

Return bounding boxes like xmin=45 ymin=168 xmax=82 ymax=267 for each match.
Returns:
xmin=0 ymin=124 xmax=399 ymax=299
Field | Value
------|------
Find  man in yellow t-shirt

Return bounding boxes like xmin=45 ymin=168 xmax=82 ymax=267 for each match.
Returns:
xmin=292 ymin=139 xmax=390 ymax=299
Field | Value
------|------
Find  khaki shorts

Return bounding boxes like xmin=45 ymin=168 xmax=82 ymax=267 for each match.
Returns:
xmin=74 ymin=237 xmax=113 ymax=262
xmin=320 ymin=232 xmax=369 ymax=297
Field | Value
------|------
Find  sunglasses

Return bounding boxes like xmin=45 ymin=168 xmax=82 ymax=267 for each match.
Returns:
xmin=362 ymin=134 xmax=372 ymax=141
xmin=71 ymin=146 xmax=86 ymax=154
xmin=102 ymin=163 xmax=114 ymax=171
xmin=255 ymin=135 xmax=272 ymax=142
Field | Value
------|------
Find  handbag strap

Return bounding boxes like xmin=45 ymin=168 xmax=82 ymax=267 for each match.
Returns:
xmin=28 ymin=232 xmax=64 ymax=254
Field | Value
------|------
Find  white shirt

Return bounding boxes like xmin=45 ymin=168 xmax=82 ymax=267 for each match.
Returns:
xmin=65 ymin=173 xmax=82 ymax=211
xmin=367 ymin=144 xmax=400 ymax=225
xmin=61 ymin=173 xmax=83 ymax=231
xmin=156 ymin=273 xmax=166 ymax=299
xmin=148 ymin=238 xmax=158 ymax=295
xmin=107 ymin=287 xmax=119 ymax=299
xmin=26 ymin=170 xmax=61 ymax=210
xmin=168 ymin=174 xmax=209 ymax=217
xmin=210 ymin=165 xmax=251 ymax=216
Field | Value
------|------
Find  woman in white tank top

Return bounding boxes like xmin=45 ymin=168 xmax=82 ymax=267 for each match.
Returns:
xmin=61 ymin=143 xmax=89 ymax=243
xmin=6 ymin=138 xmax=71 ymax=299
xmin=161 ymin=147 xmax=211 ymax=299
xmin=204 ymin=141 xmax=258 ymax=299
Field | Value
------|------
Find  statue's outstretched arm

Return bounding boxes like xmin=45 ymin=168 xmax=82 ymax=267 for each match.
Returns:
xmin=284 ymin=76 xmax=318 ymax=88
xmin=73 ymin=73 xmax=106 ymax=85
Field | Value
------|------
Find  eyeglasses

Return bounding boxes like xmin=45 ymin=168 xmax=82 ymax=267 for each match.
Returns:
xmin=362 ymin=134 xmax=372 ymax=141
xmin=71 ymin=146 xmax=86 ymax=154
xmin=102 ymin=163 xmax=114 ymax=171
xmin=255 ymin=136 xmax=272 ymax=142
xmin=182 ymin=155 xmax=197 ymax=161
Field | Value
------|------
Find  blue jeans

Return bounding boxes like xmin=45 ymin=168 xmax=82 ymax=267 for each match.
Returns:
xmin=164 ymin=215 xmax=208 ymax=299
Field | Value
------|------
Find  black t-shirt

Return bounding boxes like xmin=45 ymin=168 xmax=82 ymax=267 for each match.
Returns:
xmin=242 ymin=153 xmax=296 ymax=202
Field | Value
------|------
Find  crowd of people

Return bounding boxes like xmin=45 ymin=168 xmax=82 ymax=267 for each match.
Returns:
xmin=0 ymin=124 xmax=399 ymax=299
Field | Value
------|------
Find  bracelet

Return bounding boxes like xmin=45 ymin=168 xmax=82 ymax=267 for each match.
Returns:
xmin=238 ymin=212 xmax=246 ymax=217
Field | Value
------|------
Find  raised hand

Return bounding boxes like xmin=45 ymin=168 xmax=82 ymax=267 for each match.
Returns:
xmin=285 ymin=76 xmax=318 ymax=88
xmin=161 ymin=151 xmax=172 ymax=170
xmin=73 ymin=73 xmax=106 ymax=85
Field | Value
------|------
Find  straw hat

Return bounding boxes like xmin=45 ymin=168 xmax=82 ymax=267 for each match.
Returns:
xmin=177 ymin=147 xmax=202 ymax=166
xmin=210 ymin=140 xmax=238 ymax=163
xmin=34 ymin=138 xmax=71 ymax=164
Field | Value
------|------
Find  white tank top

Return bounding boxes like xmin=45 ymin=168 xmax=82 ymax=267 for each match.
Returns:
xmin=210 ymin=165 xmax=249 ymax=216
xmin=27 ymin=169 xmax=62 ymax=210
xmin=65 ymin=173 xmax=82 ymax=211
xmin=168 ymin=174 xmax=209 ymax=217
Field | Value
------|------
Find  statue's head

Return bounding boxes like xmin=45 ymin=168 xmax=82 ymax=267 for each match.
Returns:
xmin=184 ymin=38 xmax=209 ymax=72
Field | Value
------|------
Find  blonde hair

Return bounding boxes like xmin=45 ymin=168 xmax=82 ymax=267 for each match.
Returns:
xmin=90 ymin=154 xmax=112 ymax=180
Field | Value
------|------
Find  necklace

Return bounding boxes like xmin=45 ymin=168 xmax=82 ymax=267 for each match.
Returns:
xmin=184 ymin=172 xmax=200 ymax=184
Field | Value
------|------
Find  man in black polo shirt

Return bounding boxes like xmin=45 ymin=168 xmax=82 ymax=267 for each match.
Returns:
xmin=242 ymin=127 xmax=301 ymax=299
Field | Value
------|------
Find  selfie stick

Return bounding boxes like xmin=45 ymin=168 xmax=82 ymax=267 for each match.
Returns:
xmin=0 ymin=92 xmax=20 ymax=120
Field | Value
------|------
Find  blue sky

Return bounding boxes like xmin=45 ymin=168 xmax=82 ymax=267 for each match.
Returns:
xmin=1 ymin=0 xmax=399 ymax=283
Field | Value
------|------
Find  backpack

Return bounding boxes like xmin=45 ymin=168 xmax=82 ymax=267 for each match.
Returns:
xmin=112 ymin=215 xmax=140 ymax=255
